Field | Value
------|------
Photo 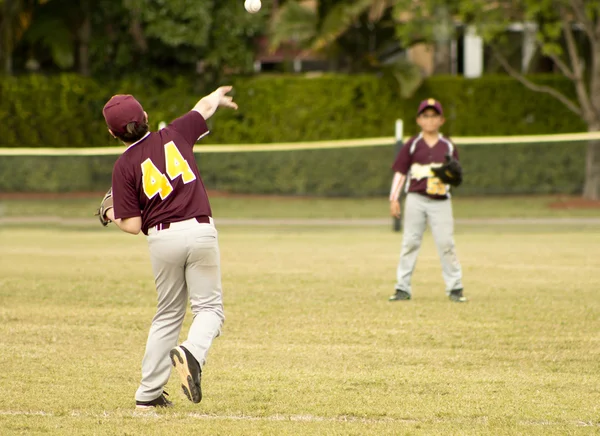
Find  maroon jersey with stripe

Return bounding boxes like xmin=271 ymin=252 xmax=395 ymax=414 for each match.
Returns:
xmin=392 ymin=133 xmax=459 ymax=200
xmin=112 ymin=111 xmax=211 ymax=235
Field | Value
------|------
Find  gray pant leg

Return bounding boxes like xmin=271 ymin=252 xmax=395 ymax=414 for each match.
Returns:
xmin=395 ymin=193 xmax=428 ymax=294
xmin=181 ymin=225 xmax=224 ymax=369
xmin=427 ymin=199 xmax=463 ymax=293
xmin=136 ymin=232 xmax=188 ymax=402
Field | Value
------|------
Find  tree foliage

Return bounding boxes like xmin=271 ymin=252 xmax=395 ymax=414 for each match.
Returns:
xmin=124 ymin=0 xmax=213 ymax=55
xmin=454 ymin=0 xmax=600 ymax=198
xmin=269 ymin=0 xmax=424 ymax=94
xmin=1 ymin=0 xmax=268 ymax=79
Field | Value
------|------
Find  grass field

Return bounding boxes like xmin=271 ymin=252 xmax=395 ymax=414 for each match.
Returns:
xmin=1 ymin=193 xmax=600 ymax=220
xmin=1 ymin=212 xmax=599 ymax=435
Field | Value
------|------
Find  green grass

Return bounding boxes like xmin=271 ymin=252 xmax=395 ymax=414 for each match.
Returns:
xmin=0 ymin=223 xmax=599 ymax=435
xmin=1 ymin=194 xmax=599 ymax=220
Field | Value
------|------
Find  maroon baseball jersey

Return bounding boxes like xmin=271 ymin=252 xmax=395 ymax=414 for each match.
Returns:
xmin=112 ymin=111 xmax=211 ymax=235
xmin=392 ymin=133 xmax=459 ymax=200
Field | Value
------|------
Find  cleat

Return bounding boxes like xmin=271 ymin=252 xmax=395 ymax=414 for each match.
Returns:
xmin=449 ymin=289 xmax=467 ymax=303
xmin=135 ymin=391 xmax=172 ymax=409
xmin=389 ymin=289 xmax=411 ymax=301
xmin=170 ymin=346 xmax=202 ymax=403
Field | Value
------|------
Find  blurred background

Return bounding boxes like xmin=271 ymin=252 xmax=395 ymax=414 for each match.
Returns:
xmin=0 ymin=0 xmax=599 ymax=204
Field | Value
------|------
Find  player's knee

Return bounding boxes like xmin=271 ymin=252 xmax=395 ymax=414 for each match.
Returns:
xmin=402 ymin=237 xmax=422 ymax=252
xmin=191 ymin=299 xmax=223 ymax=318
xmin=438 ymin=240 xmax=455 ymax=254
xmin=214 ymin=305 xmax=225 ymax=324
xmin=155 ymin=297 xmax=186 ymax=314
xmin=154 ymin=306 xmax=186 ymax=325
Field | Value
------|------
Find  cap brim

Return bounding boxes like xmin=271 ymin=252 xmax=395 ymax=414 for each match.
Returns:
xmin=418 ymin=106 xmax=442 ymax=115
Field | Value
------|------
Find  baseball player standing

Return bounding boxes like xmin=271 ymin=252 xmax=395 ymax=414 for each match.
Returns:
xmin=388 ymin=99 xmax=466 ymax=303
xmin=97 ymin=87 xmax=238 ymax=408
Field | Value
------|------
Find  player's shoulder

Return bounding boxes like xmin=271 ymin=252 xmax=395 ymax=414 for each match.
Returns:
xmin=402 ymin=134 xmax=420 ymax=150
xmin=439 ymin=134 xmax=455 ymax=147
xmin=405 ymin=134 xmax=420 ymax=146
xmin=112 ymin=152 xmax=130 ymax=180
xmin=166 ymin=110 xmax=209 ymax=144
xmin=167 ymin=111 xmax=203 ymax=131
xmin=404 ymin=133 xmax=424 ymax=154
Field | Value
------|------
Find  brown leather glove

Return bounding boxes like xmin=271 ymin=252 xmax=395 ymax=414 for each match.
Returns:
xmin=95 ymin=188 xmax=114 ymax=226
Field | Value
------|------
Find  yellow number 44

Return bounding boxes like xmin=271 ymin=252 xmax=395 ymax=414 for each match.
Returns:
xmin=141 ymin=141 xmax=196 ymax=200
xmin=164 ymin=142 xmax=196 ymax=184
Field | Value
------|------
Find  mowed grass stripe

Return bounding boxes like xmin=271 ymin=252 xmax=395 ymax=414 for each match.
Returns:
xmin=2 ymin=194 xmax=600 ymax=219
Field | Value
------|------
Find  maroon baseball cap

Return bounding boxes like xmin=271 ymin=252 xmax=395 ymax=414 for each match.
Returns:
xmin=102 ymin=95 xmax=145 ymax=134
xmin=417 ymin=98 xmax=444 ymax=116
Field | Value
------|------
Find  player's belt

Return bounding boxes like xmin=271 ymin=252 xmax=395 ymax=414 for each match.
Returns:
xmin=155 ymin=216 xmax=211 ymax=231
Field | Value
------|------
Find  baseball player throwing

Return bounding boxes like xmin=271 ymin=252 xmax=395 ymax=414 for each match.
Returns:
xmin=96 ymin=87 xmax=237 ymax=408
xmin=388 ymin=99 xmax=466 ymax=303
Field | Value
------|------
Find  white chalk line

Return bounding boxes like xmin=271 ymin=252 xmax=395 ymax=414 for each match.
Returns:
xmin=0 ymin=410 xmax=402 ymax=424
xmin=0 ymin=410 xmax=598 ymax=427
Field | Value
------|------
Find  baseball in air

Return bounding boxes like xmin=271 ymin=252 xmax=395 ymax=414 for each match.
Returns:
xmin=244 ymin=0 xmax=261 ymax=13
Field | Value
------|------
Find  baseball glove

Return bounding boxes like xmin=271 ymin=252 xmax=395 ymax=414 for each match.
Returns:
xmin=431 ymin=155 xmax=463 ymax=187
xmin=95 ymin=188 xmax=114 ymax=226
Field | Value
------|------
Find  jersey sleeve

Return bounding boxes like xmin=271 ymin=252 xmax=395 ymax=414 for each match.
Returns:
xmin=168 ymin=111 xmax=210 ymax=147
xmin=112 ymin=160 xmax=140 ymax=220
xmin=391 ymin=137 xmax=414 ymax=174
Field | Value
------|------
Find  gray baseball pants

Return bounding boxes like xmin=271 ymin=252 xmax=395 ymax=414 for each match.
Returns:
xmin=396 ymin=193 xmax=463 ymax=295
xmin=135 ymin=218 xmax=224 ymax=402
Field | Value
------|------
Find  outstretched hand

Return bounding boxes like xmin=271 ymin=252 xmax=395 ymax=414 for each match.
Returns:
xmin=213 ymin=86 xmax=238 ymax=110
xmin=194 ymin=86 xmax=238 ymax=120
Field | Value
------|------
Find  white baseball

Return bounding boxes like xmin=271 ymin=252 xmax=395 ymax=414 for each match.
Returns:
xmin=244 ymin=0 xmax=261 ymax=13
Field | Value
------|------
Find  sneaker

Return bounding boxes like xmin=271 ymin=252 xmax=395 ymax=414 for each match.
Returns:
xmin=170 ymin=345 xmax=202 ymax=403
xmin=135 ymin=391 xmax=172 ymax=409
xmin=449 ymin=289 xmax=467 ymax=303
xmin=389 ymin=289 xmax=411 ymax=301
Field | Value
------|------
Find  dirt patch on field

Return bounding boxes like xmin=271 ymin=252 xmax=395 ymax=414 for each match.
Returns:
xmin=548 ymin=197 xmax=600 ymax=209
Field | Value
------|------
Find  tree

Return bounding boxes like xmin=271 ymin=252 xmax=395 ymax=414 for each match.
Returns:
xmin=123 ymin=0 xmax=214 ymax=65
xmin=457 ymin=0 xmax=600 ymax=199
xmin=0 ymin=0 xmax=88 ymax=74
xmin=273 ymin=0 xmax=600 ymax=199
xmin=270 ymin=0 xmax=396 ymax=63
xmin=24 ymin=0 xmax=81 ymax=72
xmin=118 ymin=0 xmax=267 ymax=83
xmin=2 ymin=0 xmax=266 ymax=80
xmin=203 ymin=0 xmax=270 ymax=81
xmin=2 ymin=0 xmax=118 ymax=76
xmin=269 ymin=0 xmax=425 ymax=96
xmin=269 ymin=0 xmax=460 ymax=69
xmin=0 ymin=0 xmax=39 ymax=74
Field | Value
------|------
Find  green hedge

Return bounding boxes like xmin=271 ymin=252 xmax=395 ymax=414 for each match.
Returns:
xmin=0 ymin=72 xmax=587 ymax=196
xmin=208 ymin=74 xmax=586 ymax=143
xmin=0 ymin=141 xmax=586 ymax=195
xmin=199 ymin=141 xmax=586 ymax=195
xmin=0 ymin=74 xmax=107 ymax=148
xmin=0 ymin=73 xmax=587 ymax=148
